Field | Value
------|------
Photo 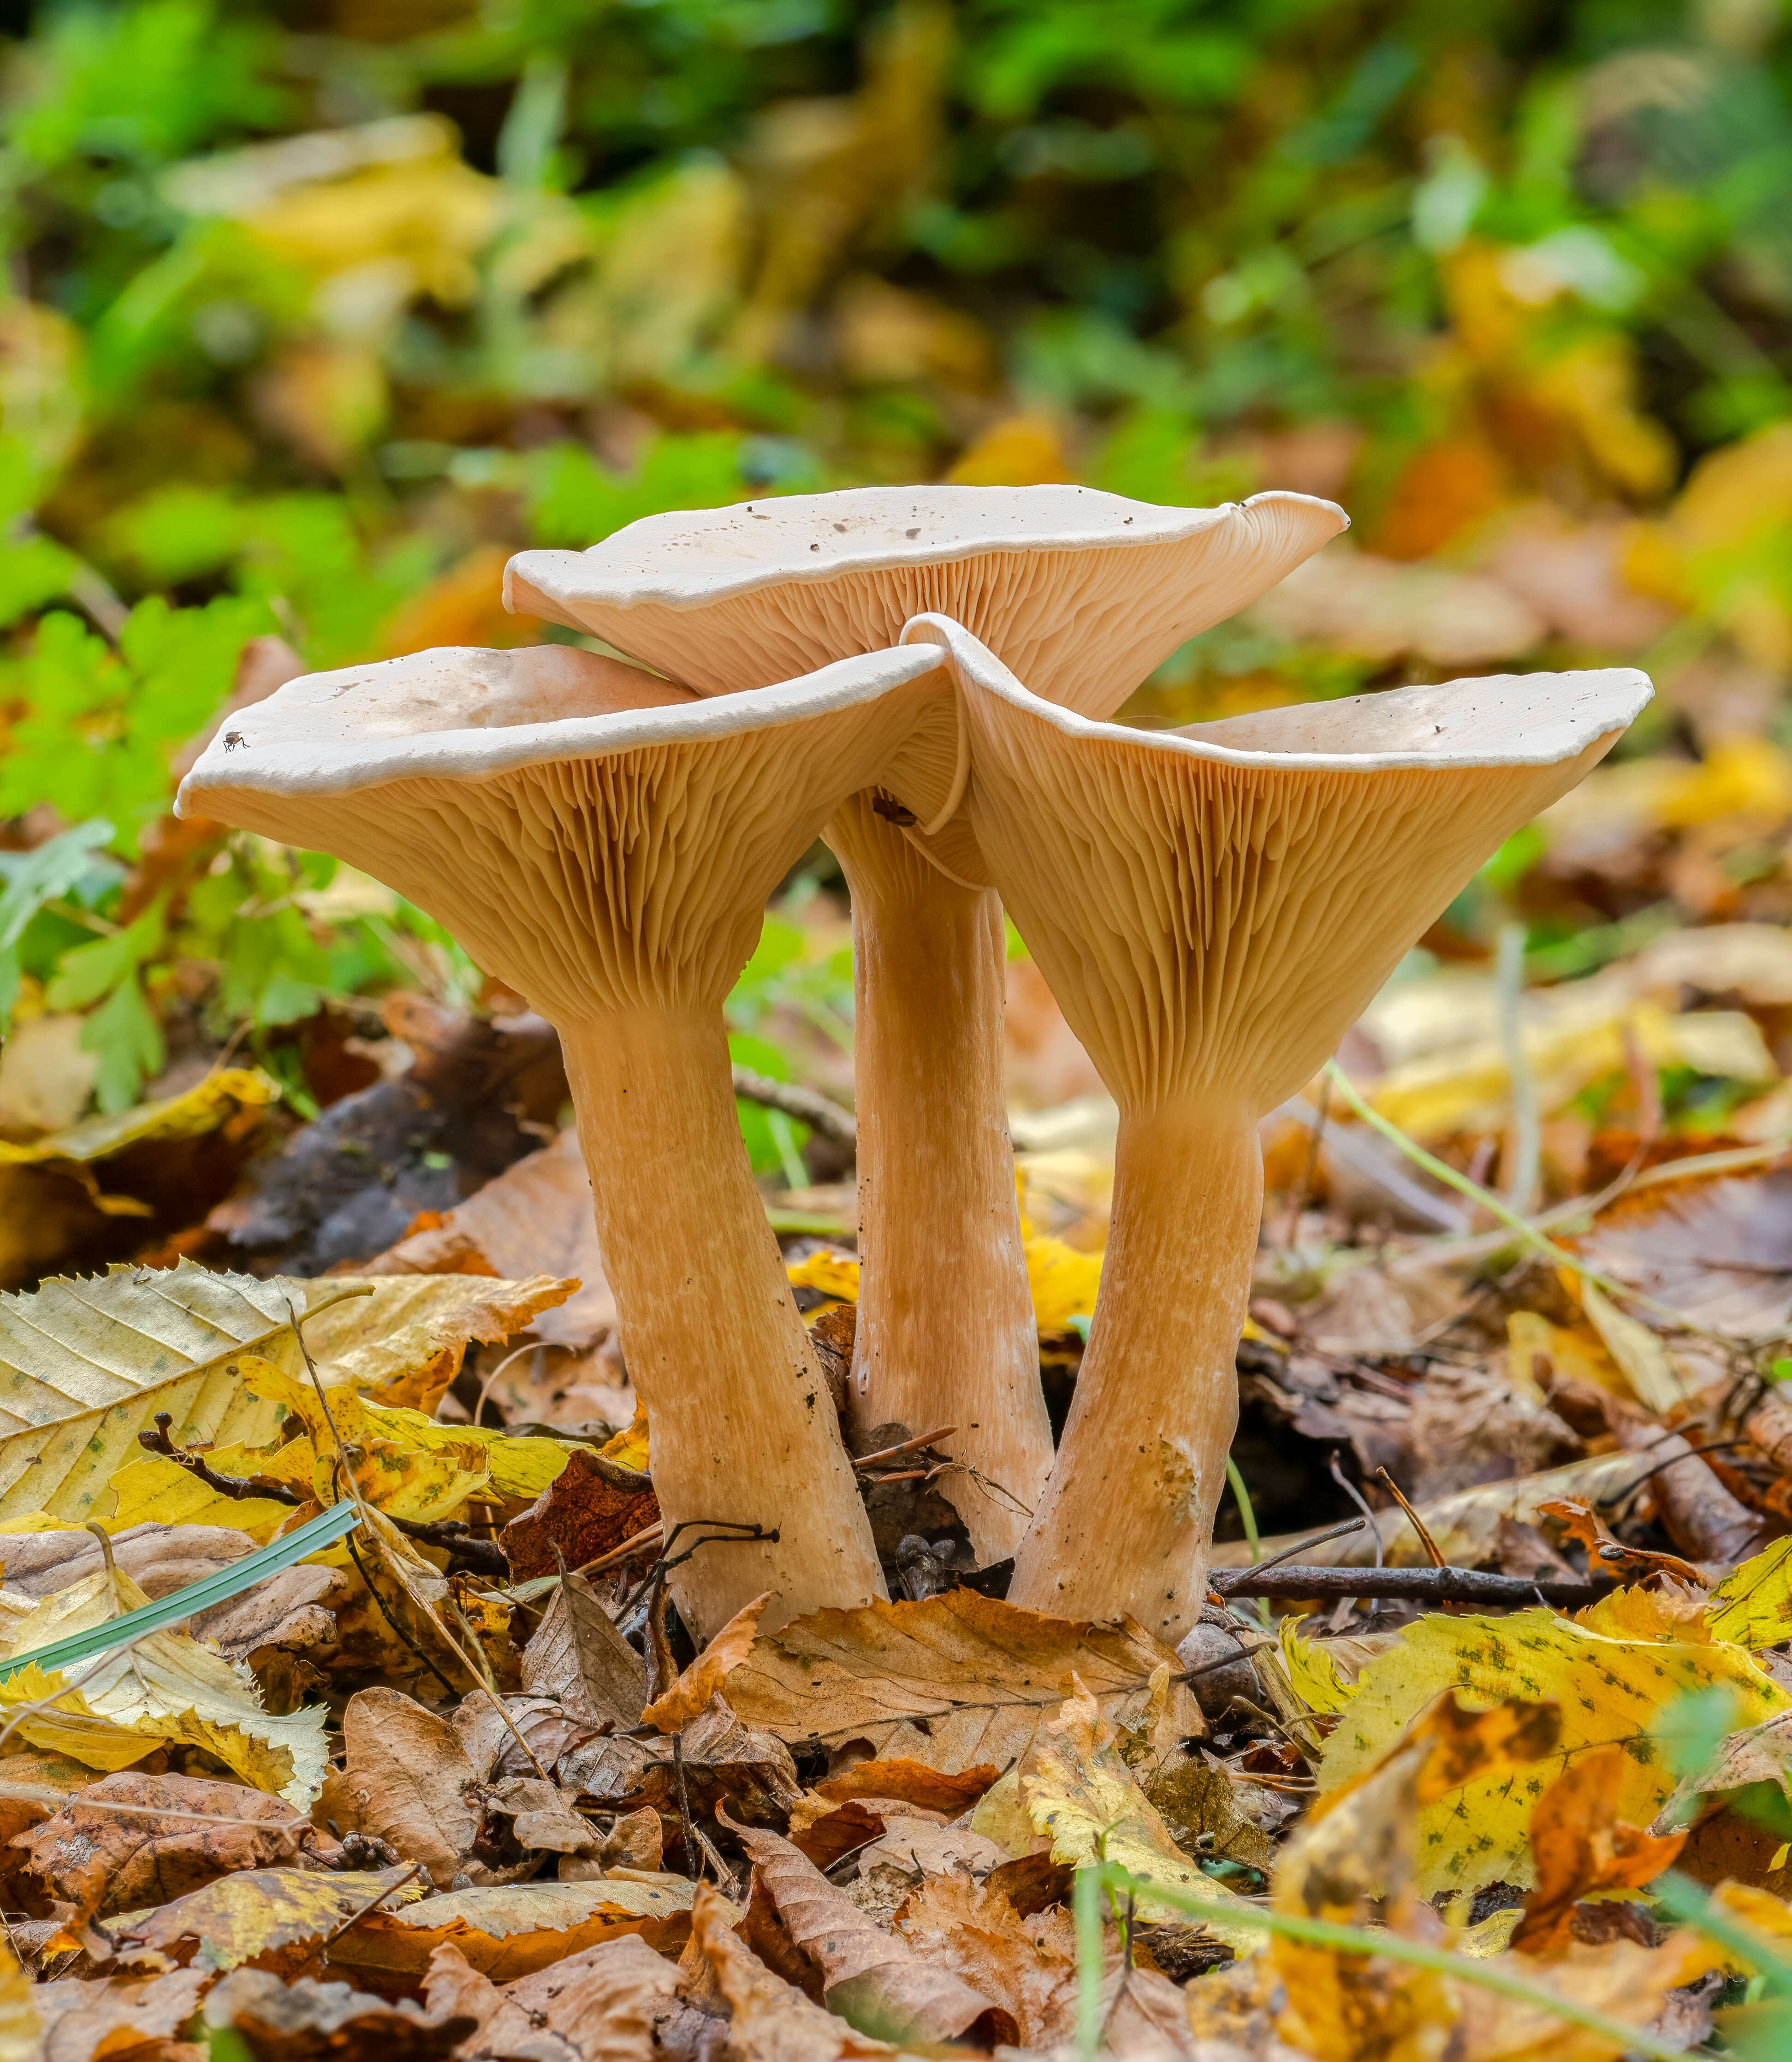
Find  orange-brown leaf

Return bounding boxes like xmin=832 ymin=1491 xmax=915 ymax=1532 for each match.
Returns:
xmin=642 ymin=1591 xmax=773 ymax=1734
xmin=1511 ymin=1745 xmax=1687 ymax=1957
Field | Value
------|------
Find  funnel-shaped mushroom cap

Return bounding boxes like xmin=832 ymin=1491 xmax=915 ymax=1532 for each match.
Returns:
xmin=910 ymin=616 xmax=1653 ymax=1114
xmin=505 ymin=484 xmax=1346 ymax=716
xmin=177 ymin=640 xmax=962 ymax=1020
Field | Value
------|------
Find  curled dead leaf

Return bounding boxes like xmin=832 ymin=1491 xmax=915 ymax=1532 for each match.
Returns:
xmin=642 ymin=1589 xmax=772 ymax=1734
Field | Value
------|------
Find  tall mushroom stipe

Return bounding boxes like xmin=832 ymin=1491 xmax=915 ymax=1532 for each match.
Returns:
xmin=903 ymin=614 xmax=1653 ymax=1638
xmin=176 ymin=640 xmax=968 ymax=1637
xmin=503 ymin=485 xmax=1347 ymax=1561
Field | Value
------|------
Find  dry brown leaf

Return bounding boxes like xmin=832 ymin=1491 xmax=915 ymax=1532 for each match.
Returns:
xmin=201 ymin=1966 xmax=474 ymax=2058
xmin=0 ymin=1521 xmax=256 ymax=1598
xmin=326 ymin=1874 xmax=695 ymax=1985
xmin=814 ymin=1758 xmax=1001 ymax=1815
xmin=519 ymin=1564 xmax=646 ymax=1728
xmin=689 ymin=1880 xmax=892 ymax=2062
xmin=1510 ymin=1745 xmax=1687 ymax=1956
xmin=729 ymin=1817 xmax=1018 ymax=2047
xmin=303 ymin=1272 xmax=579 ymax=1409
xmin=314 ymin=1687 xmax=483 ymax=1891
xmin=423 ymin=1933 xmax=680 ymax=2061
xmin=643 ymin=1589 xmax=772 ymax=1733
xmin=366 ymin=1129 xmax=616 ymax=1355
xmin=723 ymin=1592 xmax=1197 ymax=1772
xmin=31 ymin=1967 xmax=206 ymax=2062
xmin=891 ymin=1872 xmax=1078 ymax=2046
xmin=187 ymin=1563 xmax=348 ymax=1675
xmin=483 ymin=1776 xmax=595 ymax=1858
xmin=13 ymin=1771 xmax=312 ymax=1921
xmin=104 ymin=1865 xmax=421 ymax=1978
xmin=501 ymin=1447 xmax=660 ymax=1583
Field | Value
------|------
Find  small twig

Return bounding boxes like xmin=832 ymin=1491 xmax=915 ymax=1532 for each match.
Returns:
xmin=1601 ymin=1438 xmax=1756 ymax=1521
xmin=731 ymin=1064 xmax=856 ymax=1147
xmin=386 ymin=1512 xmax=510 ymax=1578
xmin=137 ymin=1412 xmax=303 ymax=1505
xmin=317 ymin=1860 xmax=423 ymax=1952
xmin=471 ymin=1342 xmax=539 ymax=1429
xmin=1210 ymin=1564 xmax=1616 ymax=1607
xmin=338 ymin=1490 xmax=457 ymax=1698
xmin=853 ymin=1426 xmax=957 ymax=1470
xmin=672 ymin=1731 xmax=700 ymax=1878
xmin=1374 ymin=1469 xmax=1446 ymax=1569
xmin=1240 ymin=1516 xmax=1366 ymax=1575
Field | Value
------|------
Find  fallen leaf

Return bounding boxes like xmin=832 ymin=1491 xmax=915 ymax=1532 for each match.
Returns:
xmin=326 ymin=1873 xmax=695 ymax=1985
xmin=105 ymin=1864 xmax=421 ymax=1976
xmin=890 ymin=1872 xmax=1078 ymax=2047
xmin=315 ymin=1686 xmax=484 ymax=1890
xmin=1454 ymin=1934 xmax=1719 ymax=2062
xmin=1510 ymin=1746 xmax=1686 ymax=1956
xmin=643 ymin=1590 xmax=772 ymax=1733
xmin=1316 ymin=1609 xmax=1789 ymax=1896
xmin=1709 ymin=1536 xmax=1792 ymax=1647
xmin=93 ymin=1453 xmax=297 ymax=1544
xmin=484 ymin=1776 xmax=594 ymax=1858
xmin=364 ymin=1129 xmax=617 ymax=1357
xmin=814 ymin=1758 xmax=1001 ymax=1815
xmin=688 ymin=1878 xmax=901 ymax=2062
xmin=13 ymin=1769 xmax=314 ymax=1919
xmin=302 ymin=1272 xmax=578 ymax=1410
xmin=0 ymin=1520 xmax=255 ymax=1598
xmin=186 ymin=1562 xmax=348 ymax=1673
xmin=0 ymin=1260 xmax=337 ymax=1523
xmin=422 ymin=1933 xmax=681 ymax=2061
xmin=985 ymin=1676 xmax=1263 ymax=1949
xmin=29 ymin=1966 xmax=201 ymax=2062
xmin=0 ymin=1557 xmax=330 ymax=1808
xmin=519 ymin=1563 xmax=647 ymax=1728
xmin=202 ymin=1965 xmax=474 ymax=2059
xmin=722 ymin=1591 xmax=1199 ymax=1773
xmin=0 ymin=1934 xmax=36 ymax=2062
xmin=729 ymin=1816 xmax=1017 ymax=2046
xmin=1576 ymin=1165 xmax=1792 ymax=1337
xmin=500 ymin=1441 xmax=659 ymax=1583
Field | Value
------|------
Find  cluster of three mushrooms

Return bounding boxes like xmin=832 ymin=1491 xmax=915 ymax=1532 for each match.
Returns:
xmin=182 ymin=486 xmax=1650 ymax=1640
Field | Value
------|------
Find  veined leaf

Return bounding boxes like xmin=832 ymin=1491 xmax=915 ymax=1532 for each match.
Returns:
xmin=0 ymin=1259 xmax=345 ymax=1523
xmin=1709 ymin=1536 xmax=1792 ymax=1648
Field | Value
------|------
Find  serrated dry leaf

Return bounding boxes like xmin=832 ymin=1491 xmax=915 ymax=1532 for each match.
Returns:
xmin=423 ymin=1933 xmax=680 ymax=2062
xmin=982 ymin=1676 xmax=1264 ymax=1951
xmin=642 ymin=1589 xmax=771 ymax=1734
xmin=302 ymin=1272 xmax=577 ymax=1409
xmin=326 ymin=1873 xmax=696 ymax=1985
xmin=104 ymin=1864 xmax=421 ymax=1976
xmin=723 ymin=1591 xmax=1198 ymax=1772
xmin=1510 ymin=1746 xmax=1686 ymax=1956
xmin=0 ymin=1559 xmax=329 ymax=1807
xmin=0 ymin=1260 xmax=332 ymax=1522
xmin=1315 ymin=1609 xmax=1789 ymax=1896
xmin=519 ymin=1563 xmax=646 ymax=1728
xmin=13 ymin=1769 xmax=312 ymax=1919
xmin=730 ymin=1817 xmax=1018 ymax=2047
xmin=891 ymin=1872 xmax=1078 ymax=2047
xmin=202 ymin=1966 xmax=475 ymax=2057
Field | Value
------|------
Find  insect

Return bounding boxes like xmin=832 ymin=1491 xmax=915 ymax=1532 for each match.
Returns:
xmin=223 ymin=731 xmax=246 ymax=751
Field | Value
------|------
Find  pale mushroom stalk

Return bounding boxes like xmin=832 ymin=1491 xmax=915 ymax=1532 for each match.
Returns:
xmin=908 ymin=615 xmax=1653 ymax=1639
xmin=177 ymin=641 xmax=965 ymax=1637
xmin=504 ymin=485 xmax=1347 ymax=1561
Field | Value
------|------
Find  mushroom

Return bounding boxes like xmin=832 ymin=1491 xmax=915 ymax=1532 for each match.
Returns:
xmin=504 ymin=485 xmax=1347 ymax=1562
xmin=177 ymin=639 xmax=968 ymax=1636
xmin=903 ymin=613 xmax=1652 ymax=1638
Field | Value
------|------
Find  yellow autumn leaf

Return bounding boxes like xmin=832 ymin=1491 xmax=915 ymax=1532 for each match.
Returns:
xmin=603 ymin=1405 xmax=650 ymax=1475
xmin=95 ymin=1448 xmax=296 ymax=1543
xmin=786 ymin=1248 xmax=863 ymax=1303
xmin=1011 ymin=1674 xmax=1264 ymax=1949
xmin=108 ymin=1865 xmax=423 ymax=1975
xmin=1025 ymin=1233 xmax=1102 ymax=1334
xmin=301 ymin=1272 xmax=579 ymax=1411
xmin=361 ymin=1401 xmax=577 ymax=1502
xmin=0 ymin=1067 xmax=277 ymax=1176
xmin=1709 ymin=1536 xmax=1792 ymax=1649
xmin=1506 ymin=1312 xmax=1629 ymax=1401
xmin=0 ymin=1932 xmax=37 ymax=2062
xmin=0 ymin=1562 xmax=328 ymax=1806
xmin=1315 ymin=1610 xmax=1790 ymax=1897
xmin=1274 ymin=1614 xmax=1357 ymax=1717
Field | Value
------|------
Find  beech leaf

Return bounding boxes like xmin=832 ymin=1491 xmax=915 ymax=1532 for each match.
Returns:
xmin=642 ymin=1588 xmax=772 ymax=1733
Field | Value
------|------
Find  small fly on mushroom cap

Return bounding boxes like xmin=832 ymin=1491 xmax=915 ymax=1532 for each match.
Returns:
xmin=176 ymin=639 xmax=971 ymax=1638
xmin=904 ymin=613 xmax=1653 ymax=1640
xmin=503 ymin=485 xmax=1347 ymax=1565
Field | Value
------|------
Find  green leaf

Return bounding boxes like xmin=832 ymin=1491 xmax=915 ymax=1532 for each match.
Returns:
xmin=80 ymin=972 xmax=166 ymax=1112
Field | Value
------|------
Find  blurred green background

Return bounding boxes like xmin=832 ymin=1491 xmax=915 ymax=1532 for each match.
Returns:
xmin=4 ymin=0 xmax=1792 ymax=1144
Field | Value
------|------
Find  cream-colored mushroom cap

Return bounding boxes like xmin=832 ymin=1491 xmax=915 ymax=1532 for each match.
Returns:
xmin=504 ymin=483 xmax=1347 ymax=714
xmin=909 ymin=615 xmax=1653 ymax=1113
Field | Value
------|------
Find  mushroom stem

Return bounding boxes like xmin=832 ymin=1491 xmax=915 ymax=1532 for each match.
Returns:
xmin=558 ymin=1005 xmax=886 ymax=1637
xmin=827 ymin=795 xmax=1052 ymax=1562
xmin=1006 ymin=1104 xmax=1261 ymax=1640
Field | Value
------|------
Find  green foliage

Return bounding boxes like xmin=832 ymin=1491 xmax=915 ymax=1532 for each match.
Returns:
xmin=525 ymin=433 xmax=749 ymax=548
